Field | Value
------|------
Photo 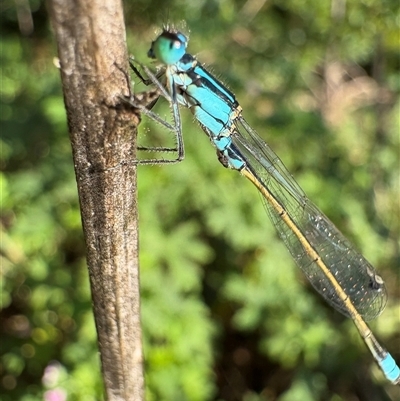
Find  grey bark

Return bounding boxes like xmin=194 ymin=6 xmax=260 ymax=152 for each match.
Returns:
xmin=47 ymin=1 xmax=144 ymax=400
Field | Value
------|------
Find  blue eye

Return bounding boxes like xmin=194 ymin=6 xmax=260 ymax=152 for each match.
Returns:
xmin=147 ymin=31 xmax=188 ymax=64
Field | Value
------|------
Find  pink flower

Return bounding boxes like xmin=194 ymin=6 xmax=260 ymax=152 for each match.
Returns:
xmin=44 ymin=388 xmax=67 ymax=401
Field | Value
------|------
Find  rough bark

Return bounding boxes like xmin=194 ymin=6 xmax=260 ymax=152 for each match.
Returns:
xmin=47 ymin=1 xmax=144 ymax=399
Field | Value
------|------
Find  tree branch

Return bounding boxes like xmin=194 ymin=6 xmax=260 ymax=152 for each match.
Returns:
xmin=47 ymin=1 xmax=144 ymax=399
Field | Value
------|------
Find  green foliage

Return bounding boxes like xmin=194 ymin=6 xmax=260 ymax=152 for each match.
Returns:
xmin=2 ymin=1 xmax=399 ymax=400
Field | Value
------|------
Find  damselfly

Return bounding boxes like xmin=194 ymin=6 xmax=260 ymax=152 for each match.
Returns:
xmin=125 ymin=27 xmax=400 ymax=385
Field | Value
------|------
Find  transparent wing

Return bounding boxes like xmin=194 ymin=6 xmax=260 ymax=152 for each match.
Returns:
xmin=231 ymin=117 xmax=387 ymax=321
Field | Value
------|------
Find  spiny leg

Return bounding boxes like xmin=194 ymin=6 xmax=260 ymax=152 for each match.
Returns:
xmin=123 ymin=59 xmax=185 ymax=165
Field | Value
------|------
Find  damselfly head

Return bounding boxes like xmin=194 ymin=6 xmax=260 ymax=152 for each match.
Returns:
xmin=147 ymin=29 xmax=188 ymax=65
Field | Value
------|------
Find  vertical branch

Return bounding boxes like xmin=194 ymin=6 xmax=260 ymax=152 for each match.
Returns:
xmin=47 ymin=1 xmax=144 ymax=400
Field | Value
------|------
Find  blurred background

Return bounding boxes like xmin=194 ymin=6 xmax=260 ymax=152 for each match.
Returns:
xmin=1 ymin=0 xmax=399 ymax=400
